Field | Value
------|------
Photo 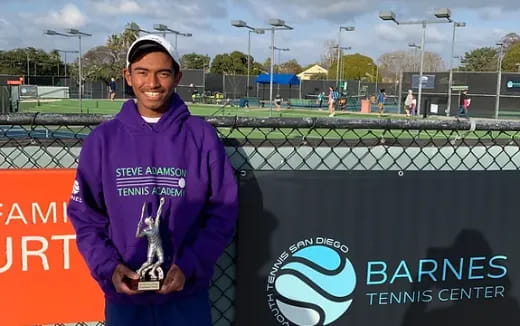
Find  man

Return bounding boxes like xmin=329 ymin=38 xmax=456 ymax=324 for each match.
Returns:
xmin=108 ymin=77 xmax=117 ymax=101
xmin=377 ymin=88 xmax=387 ymax=116
xmin=67 ymin=34 xmax=238 ymax=326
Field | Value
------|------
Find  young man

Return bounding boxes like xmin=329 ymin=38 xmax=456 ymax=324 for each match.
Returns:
xmin=108 ymin=77 xmax=117 ymax=101
xmin=67 ymin=34 xmax=238 ymax=326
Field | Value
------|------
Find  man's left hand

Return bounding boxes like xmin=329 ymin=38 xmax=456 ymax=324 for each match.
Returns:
xmin=157 ymin=264 xmax=186 ymax=294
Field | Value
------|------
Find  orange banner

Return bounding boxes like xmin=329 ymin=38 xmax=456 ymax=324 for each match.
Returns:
xmin=0 ymin=169 xmax=104 ymax=326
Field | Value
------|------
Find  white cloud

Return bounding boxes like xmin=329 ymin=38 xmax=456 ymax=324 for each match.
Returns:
xmin=31 ymin=4 xmax=87 ymax=28
xmin=89 ymin=0 xmax=144 ymax=15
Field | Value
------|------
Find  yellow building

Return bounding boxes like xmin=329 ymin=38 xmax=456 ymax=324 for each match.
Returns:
xmin=297 ymin=64 xmax=328 ymax=80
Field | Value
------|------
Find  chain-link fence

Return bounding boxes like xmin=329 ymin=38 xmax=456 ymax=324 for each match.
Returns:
xmin=2 ymin=114 xmax=520 ymax=325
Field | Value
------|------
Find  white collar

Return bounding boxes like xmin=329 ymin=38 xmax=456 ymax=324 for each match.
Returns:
xmin=141 ymin=116 xmax=161 ymax=123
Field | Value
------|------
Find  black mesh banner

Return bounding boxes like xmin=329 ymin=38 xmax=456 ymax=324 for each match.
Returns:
xmin=236 ymin=170 xmax=520 ymax=326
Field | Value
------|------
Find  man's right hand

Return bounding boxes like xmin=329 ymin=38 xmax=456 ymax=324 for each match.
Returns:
xmin=112 ymin=263 xmax=141 ymax=295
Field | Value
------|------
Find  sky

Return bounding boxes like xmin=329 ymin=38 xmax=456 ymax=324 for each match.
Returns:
xmin=0 ymin=0 xmax=519 ymax=67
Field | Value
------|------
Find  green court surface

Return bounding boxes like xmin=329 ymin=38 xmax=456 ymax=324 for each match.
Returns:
xmin=18 ymin=98 xmax=399 ymax=120
xmin=16 ymin=99 xmax=514 ymax=141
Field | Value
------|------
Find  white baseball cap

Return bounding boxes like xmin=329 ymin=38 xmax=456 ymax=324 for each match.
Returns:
xmin=126 ymin=34 xmax=180 ymax=69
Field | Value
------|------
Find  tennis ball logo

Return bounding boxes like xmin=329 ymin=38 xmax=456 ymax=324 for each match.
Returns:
xmin=273 ymin=244 xmax=356 ymax=325
xmin=72 ymin=180 xmax=80 ymax=195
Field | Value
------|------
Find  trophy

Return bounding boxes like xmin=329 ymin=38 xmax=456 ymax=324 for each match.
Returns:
xmin=134 ymin=197 xmax=165 ymax=291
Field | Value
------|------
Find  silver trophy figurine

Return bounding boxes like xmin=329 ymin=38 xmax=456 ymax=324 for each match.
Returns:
xmin=135 ymin=197 xmax=165 ymax=291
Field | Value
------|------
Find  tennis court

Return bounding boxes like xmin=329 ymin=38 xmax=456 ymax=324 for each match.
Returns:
xmin=18 ymin=99 xmax=401 ymax=119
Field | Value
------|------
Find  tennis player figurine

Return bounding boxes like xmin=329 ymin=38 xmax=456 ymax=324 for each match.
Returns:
xmin=135 ymin=197 xmax=166 ymax=290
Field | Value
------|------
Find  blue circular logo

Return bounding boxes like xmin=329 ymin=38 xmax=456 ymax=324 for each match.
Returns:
xmin=268 ymin=242 xmax=356 ymax=325
xmin=507 ymin=81 xmax=514 ymax=88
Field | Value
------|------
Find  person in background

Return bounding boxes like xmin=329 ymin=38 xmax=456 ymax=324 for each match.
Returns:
xmin=458 ymin=89 xmax=470 ymax=118
xmin=108 ymin=77 xmax=117 ymax=101
xmin=318 ymin=91 xmax=325 ymax=109
xmin=275 ymin=94 xmax=282 ymax=111
xmin=404 ymin=89 xmax=414 ymax=117
xmin=377 ymin=88 xmax=387 ymax=116
xmin=328 ymin=86 xmax=336 ymax=117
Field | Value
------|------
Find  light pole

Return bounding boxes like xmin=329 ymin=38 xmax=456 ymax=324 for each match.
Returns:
xmin=45 ymin=29 xmax=91 ymax=113
xmin=408 ymin=42 xmax=421 ymax=72
xmin=335 ymin=26 xmax=355 ymax=89
xmin=231 ymin=20 xmax=265 ymax=97
xmin=153 ymin=24 xmax=192 ymax=54
xmin=26 ymin=52 xmax=30 ymax=84
xmin=333 ymin=45 xmax=351 ymax=89
xmin=380 ymin=9 xmax=455 ymax=117
xmin=368 ymin=63 xmax=379 ymax=97
xmin=56 ymin=49 xmax=79 ymax=86
xmin=272 ymin=46 xmax=290 ymax=71
xmin=255 ymin=18 xmax=293 ymax=116
xmin=495 ymin=42 xmax=505 ymax=119
xmin=446 ymin=21 xmax=466 ymax=116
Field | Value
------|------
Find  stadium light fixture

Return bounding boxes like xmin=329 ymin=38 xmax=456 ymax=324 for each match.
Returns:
xmin=231 ymin=20 xmax=248 ymax=28
xmin=446 ymin=21 xmax=466 ymax=116
xmin=333 ymin=45 xmax=352 ymax=85
xmin=379 ymin=9 xmax=454 ymax=117
xmin=153 ymin=24 xmax=192 ymax=52
xmin=56 ymin=49 xmax=79 ymax=82
xmin=434 ymin=8 xmax=452 ymax=21
xmin=336 ymin=25 xmax=355 ymax=89
xmin=378 ymin=11 xmax=397 ymax=23
xmin=44 ymin=28 xmax=91 ymax=113
xmin=231 ymin=20 xmax=265 ymax=97
xmin=266 ymin=18 xmax=294 ymax=115
xmin=271 ymin=46 xmax=290 ymax=71
xmin=237 ymin=18 xmax=293 ymax=115
xmin=408 ymin=42 xmax=421 ymax=71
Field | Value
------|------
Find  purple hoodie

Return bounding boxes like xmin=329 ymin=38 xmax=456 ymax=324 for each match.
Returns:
xmin=67 ymin=94 xmax=238 ymax=304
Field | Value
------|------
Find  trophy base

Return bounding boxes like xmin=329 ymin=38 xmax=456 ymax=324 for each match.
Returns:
xmin=137 ymin=280 xmax=161 ymax=291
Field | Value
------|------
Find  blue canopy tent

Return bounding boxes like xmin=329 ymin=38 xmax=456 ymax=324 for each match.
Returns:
xmin=255 ymin=74 xmax=301 ymax=105
xmin=255 ymin=74 xmax=300 ymax=85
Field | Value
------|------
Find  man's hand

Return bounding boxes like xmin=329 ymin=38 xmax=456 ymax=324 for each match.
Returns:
xmin=157 ymin=264 xmax=186 ymax=294
xmin=112 ymin=263 xmax=141 ymax=295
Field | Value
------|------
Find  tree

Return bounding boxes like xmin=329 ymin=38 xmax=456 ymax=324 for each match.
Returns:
xmin=309 ymin=73 xmax=327 ymax=80
xmin=70 ymin=45 xmax=117 ymax=83
xmin=376 ymin=50 xmax=446 ymax=82
xmin=502 ymin=42 xmax=520 ymax=72
xmin=302 ymin=63 xmax=319 ymax=71
xmin=0 ymin=47 xmax=62 ymax=76
xmin=180 ymin=53 xmax=210 ymax=69
xmin=320 ymin=40 xmax=337 ymax=69
xmin=211 ymin=51 xmax=255 ymax=74
xmin=500 ymin=33 xmax=520 ymax=51
xmin=278 ymin=59 xmax=302 ymax=74
xmin=70 ymin=22 xmax=139 ymax=83
xmin=261 ymin=57 xmax=279 ymax=74
xmin=459 ymin=47 xmax=498 ymax=72
xmin=328 ymin=53 xmax=377 ymax=81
